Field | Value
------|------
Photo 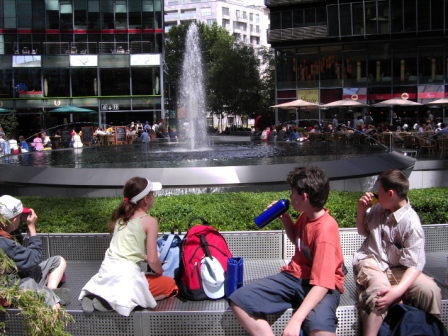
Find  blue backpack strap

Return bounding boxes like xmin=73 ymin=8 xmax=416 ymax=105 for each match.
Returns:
xmin=159 ymin=233 xmax=176 ymax=263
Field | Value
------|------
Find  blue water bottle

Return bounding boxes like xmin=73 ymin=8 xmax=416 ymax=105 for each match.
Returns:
xmin=254 ymin=199 xmax=290 ymax=229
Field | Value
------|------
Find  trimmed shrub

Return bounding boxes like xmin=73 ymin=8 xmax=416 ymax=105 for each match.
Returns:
xmin=18 ymin=188 xmax=448 ymax=234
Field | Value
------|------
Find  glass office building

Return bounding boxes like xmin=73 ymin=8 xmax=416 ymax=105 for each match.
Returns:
xmin=267 ymin=0 xmax=448 ymax=126
xmin=0 ymin=0 xmax=163 ymax=136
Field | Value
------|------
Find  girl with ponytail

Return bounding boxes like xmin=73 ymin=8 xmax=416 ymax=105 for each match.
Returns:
xmin=79 ymin=177 xmax=178 ymax=315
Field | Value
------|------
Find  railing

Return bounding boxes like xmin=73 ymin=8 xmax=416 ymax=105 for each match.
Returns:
xmin=3 ymin=41 xmax=155 ymax=56
xmin=268 ymin=26 xmax=328 ymax=42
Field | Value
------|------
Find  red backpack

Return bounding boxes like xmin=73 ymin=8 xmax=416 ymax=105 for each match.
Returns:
xmin=176 ymin=217 xmax=232 ymax=300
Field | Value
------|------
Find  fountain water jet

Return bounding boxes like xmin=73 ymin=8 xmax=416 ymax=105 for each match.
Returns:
xmin=179 ymin=23 xmax=207 ymax=150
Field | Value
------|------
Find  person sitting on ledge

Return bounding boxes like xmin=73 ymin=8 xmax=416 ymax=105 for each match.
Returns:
xmin=30 ymin=133 xmax=44 ymax=151
xmin=41 ymin=131 xmax=52 ymax=150
xmin=353 ymin=169 xmax=442 ymax=336
xmin=18 ymin=135 xmax=29 ymax=153
xmin=79 ymin=177 xmax=178 ymax=315
xmin=230 ymin=166 xmax=345 ymax=336
xmin=0 ymin=195 xmax=70 ymax=310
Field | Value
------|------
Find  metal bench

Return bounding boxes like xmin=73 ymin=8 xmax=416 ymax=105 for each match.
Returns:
xmin=2 ymin=226 xmax=448 ymax=335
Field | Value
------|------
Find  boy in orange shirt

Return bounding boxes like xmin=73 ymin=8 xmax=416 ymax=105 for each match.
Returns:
xmin=230 ymin=166 xmax=345 ymax=336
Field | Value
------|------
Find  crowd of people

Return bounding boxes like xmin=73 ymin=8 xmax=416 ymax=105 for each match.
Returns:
xmin=0 ymin=126 xmax=85 ymax=156
xmin=253 ymin=110 xmax=448 ymax=145
xmin=0 ymin=119 xmax=182 ymax=157
xmin=1 ymin=161 xmax=447 ymax=334
xmin=94 ymin=120 xmax=179 ymax=144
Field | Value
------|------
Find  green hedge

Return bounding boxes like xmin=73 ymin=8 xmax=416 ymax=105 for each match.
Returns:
xmin=18 ymin=188 xmax=448 ymax=234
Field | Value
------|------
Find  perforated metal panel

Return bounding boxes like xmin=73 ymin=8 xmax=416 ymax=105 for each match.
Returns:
xmin=423 ymin=251 xmax=448 ymax=299
xmin=284 ymin=229 xmax=365 ymax=260
xmin=140 ymin=311 xmax=249 ymax=335
xmin=49 ymin=234 xmax=111 ymax=261
xmin=21 ymin=233 xmax=50 ymax=260
xmin=0 ymin=309 xmax=25 ymax=336
xmin=423 ymin=225 xmax=448 ymax=252
xmin=442 ymin=301 xmax=448 ymax=330
xmin=66 ymin=312 xmax=136 ymax=336
xmin=336 ymin=306 xmax=360 ymax=335
xmin=339 ymin=230 xmax=365 ymax=256
xmin=3 ymin=227 xmax=448 ymax=335
xmin=340 ymin=255 xmax=358 ymax=307
xmin=223 ymin=231 xmax=283 ymax=259
xmin=64 ymin=261 xmax=102 ymax=310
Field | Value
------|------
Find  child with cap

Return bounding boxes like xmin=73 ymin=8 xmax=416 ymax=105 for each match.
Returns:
xmin=0 ymin=195 xmax=70 ymax=310
xmin=230 ymin=166 xmax=345 ymax=336
xmin=79 ymin=177 xmax=178 ymax=315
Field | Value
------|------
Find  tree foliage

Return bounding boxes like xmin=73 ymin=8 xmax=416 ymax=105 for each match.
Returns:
xmin=0 ymin=111 xmax=19 ymax=139
xmin=258 ymin=47 xmax=276 ymax=113
xmin=165 ymin=22 xmax=269 ymax=126
xmin=208 ymin=41 xmax=262 ymax=123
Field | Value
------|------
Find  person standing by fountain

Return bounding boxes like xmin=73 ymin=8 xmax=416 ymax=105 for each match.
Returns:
xmin=230 ymin=166 xmax=345 ymax=336
xmin=79 ymin=177 xmax=178 ymax=315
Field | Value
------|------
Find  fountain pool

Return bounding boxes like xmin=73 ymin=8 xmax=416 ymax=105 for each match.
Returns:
xmin=0 ymin=138 xmax=415 ymax=197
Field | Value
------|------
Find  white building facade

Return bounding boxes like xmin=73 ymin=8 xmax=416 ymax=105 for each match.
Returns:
xmin=164 ymin=0 xmax=270 ymax=48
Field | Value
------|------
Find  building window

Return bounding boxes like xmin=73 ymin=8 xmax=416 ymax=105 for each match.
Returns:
xmin=222 ymin=7 xmax=229 ymax=16
xmin=207 ymin=19 xmax=216 ymax=25
xmin=227 ymin=116 xmax=235 ymax=126
xmin=250 ymin=13 xmax=253 ymax=21
xmin=243 ymin=11 xmax=247 ymax=20
xmin=255 ymin=14 xmax=259 ymax=23
xmin=236 ymin=10 xmax=241 ymax=19
xmin=222 ymin=18 xmax=229 ymax=28
xmin=115 ymin=0 xmax=127 ymax=29
xmin=201 ymin=7 xmax=212 ymax=16
xmin=256 ymin=25 xmax=260 ymax=33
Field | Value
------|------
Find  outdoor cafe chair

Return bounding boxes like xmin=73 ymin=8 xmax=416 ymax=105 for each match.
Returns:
xmin=416 ymin=136 xmax=437 ymax=156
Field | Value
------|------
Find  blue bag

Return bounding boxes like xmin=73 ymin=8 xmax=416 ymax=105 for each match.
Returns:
xmin=379 ymin=303 xmax=448 ymax=336
xmin=225 ymin=256 xmax=244 ymax=299
xmin=157 ymin=226 xmax=184 ymax=278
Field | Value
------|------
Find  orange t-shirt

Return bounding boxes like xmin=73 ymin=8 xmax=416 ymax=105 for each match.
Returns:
xmin=281 ymin=209 xmax=345 ymax=293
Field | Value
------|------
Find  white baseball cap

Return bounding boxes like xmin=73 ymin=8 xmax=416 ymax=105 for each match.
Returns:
xmin=201 ymin=257 xmax=225 ymax=299
xmin=0 ymin=195 xmax=31 ymax=220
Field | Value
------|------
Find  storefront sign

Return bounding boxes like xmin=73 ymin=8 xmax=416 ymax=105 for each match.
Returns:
xmin=130 ymin=54 xmax=161 ymax=66
xmin=13 ymin=55 xmax=41 ymax=67
xmin=70 ymin=55 xmax=98 ymax=67
xmin=19 ymin=91 xmax=43 ymax=98
xmin=101 ymin=104 xmax=119 ymax=111
xmin=297 ymin=89 xmax=318 ymax=103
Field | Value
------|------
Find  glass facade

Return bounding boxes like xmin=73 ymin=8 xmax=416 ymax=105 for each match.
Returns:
xmin=0 ymin=0 xmax=163 ymax=136
xmin=268 ymin=0 xmax=448 ymax=126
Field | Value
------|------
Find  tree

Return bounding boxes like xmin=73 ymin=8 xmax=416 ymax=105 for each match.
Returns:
xmin=0 ymin=111 xmax=19 ymax=139
xmin=165 ymin=22 xmax=266 ymax=129
xmin=164 ymin=22 xmax=233 ymax=105
xmin=208 ymin=41 xmax=262 ymax=127
xmin=259 ymin=47 xmax=276 ymax=112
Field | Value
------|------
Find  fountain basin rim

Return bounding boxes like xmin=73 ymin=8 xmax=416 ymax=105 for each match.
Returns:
xmin=0 ymin=152 xmax=415 ymax=191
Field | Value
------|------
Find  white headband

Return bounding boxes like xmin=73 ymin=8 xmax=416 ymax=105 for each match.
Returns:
xmin=129 ymin=179 xmax=162 ymax=204
xmin=129 ymin=179 xmax=152 ymax=204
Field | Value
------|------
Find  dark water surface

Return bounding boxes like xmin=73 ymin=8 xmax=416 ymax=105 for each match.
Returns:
xmin=0 ymin=141 xmax=388 ymax=169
